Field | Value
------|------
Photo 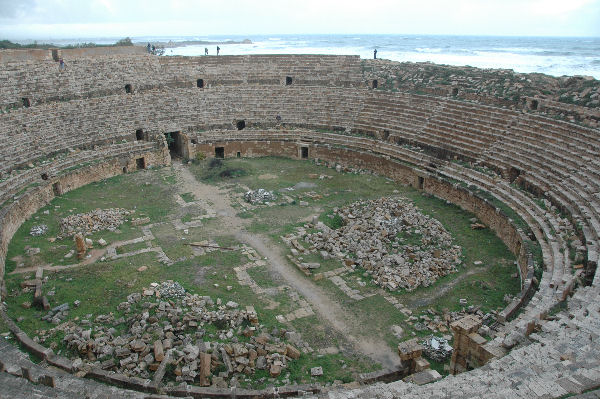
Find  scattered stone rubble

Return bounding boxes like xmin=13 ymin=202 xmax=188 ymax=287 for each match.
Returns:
xmin=29 ymin=224 xmax=48 ymax=236
xmin=421 ymin=335 xmax=453 ymax=362
xmin=157 ymin=281 xmax=186 ymax=298
xmin=34 ymin=281 xmax=302 ymax=387
xmin=404 ymin=305 xmax=495 ymax=337
xmin=59 ymin=208 xmax=131 ymax=238
xmin=41 ymin=303 xmax=69 ymax=324
xmin=244 ymin=189 xmax=276 ymax=204
xmin=365 ymin=60 xmax=600 ymax=124
xmin=304 ymin=197 xmax=462 ymax=291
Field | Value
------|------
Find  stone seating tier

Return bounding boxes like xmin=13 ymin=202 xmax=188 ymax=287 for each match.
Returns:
xmin=0 ymin=54 xmax=599 ymax=398
xmin=0 ymin=54 xmax=363 ymax=108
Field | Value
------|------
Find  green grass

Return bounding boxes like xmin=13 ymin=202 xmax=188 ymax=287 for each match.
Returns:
xmin=5 ymin=168 xmax=176 ymax=274
xmin=192 ymin=157 xmax=520 ymax=361
xmin=246 ymin=266 xmax=281 ymax=288
xmin=296 ymin=252 xmax=344 ymax=274
xmin=115 ymin=240 xmax=148 ymax=255
xmin=180 ymin=192 xmax=195 ymax=203
xmin=3 ymin=157 xmax=523 ymax=387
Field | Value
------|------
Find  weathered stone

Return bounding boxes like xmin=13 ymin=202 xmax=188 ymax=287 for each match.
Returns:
xmin=270 ymin=363 xmax=282 ymax=377
xmin=286 ymin=344 xmax=301 ymax=360
xmin=198 ymin=352 xmax=212 ymax=386
xmin=256 ymin=356 xmax=267 ymax=370
xmin=153 ymin=340 xmax=164 ymax=362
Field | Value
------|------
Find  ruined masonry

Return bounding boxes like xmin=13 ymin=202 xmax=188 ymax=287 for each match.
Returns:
xmin=0 ymin=47 xmax=599 ymax=398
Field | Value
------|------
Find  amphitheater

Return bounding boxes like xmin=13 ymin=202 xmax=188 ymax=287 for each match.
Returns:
xmin=0 ymin=45 xmax=599 ymax=398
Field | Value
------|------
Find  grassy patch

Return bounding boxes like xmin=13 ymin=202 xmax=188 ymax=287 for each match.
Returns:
xmin=180 ymin=192 xmax=195 ymax=202
xmin=4 ymin=157 xmax=523 ymax=387
xmin=115 ymin=240 xmax=148 ymax=255
xmin=5 ymin=168 xmax=176 ymax=273
xmin=246 ymin=266 xmax=281 ymax=288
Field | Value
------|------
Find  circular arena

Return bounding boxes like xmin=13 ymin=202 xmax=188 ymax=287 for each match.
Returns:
xmin=0 ymin=46 xmax=599 ymax=398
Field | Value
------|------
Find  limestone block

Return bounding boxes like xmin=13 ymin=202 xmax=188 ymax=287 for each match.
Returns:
xmin=397 ymin=338 xmax=423 ymax=361
xmin=450 ymin=315 xmax=481 ymax=335
xmin=198 ymin=352 xmax=211 ymax=386
xmin=414 ymin=357 xmax=430 ymax=372
xmin=153 ymin=340 xmax=164 ymax=362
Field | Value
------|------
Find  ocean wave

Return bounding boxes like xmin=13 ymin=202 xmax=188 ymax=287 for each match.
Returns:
xmin=160 ymin=34 xmax=600 ymax=79
xmin=415 ymin=47 xmax=442 ymax=53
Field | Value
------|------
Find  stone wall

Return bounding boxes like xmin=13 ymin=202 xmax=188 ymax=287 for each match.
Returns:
xmin=449 ymin=315 xmax=500 ymax=374
xmin=1 ymin=53 xmax=599 ymax=398
xmin=0 ymin=148 xmax=167 ymax=283
xmin=194 ymin=139 xmax=299 ymax=160
xmin=0 ymin=49 xmax=53 ymax=62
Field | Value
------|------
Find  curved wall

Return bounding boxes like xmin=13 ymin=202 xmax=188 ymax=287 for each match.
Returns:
xmin=0 ymin=53 xmax=599 ymax=398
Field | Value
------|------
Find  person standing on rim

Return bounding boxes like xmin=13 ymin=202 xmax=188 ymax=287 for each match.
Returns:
xmin=205 ymin=47 xmax=208 ymax=55
xmin=374 ymin=48 xmax=377 ymax=59
xmin=217 ymin=46 xmax=220 ymax=56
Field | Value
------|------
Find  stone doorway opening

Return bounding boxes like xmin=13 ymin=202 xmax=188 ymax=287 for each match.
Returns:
xmin=372 ymin=79 xmax=378 ymax=89
xmin=197 ymin=79 xmax=204 ymax=88
xmin=165 ymin=132 xmax=185 ymax=158
xmin=506 ymin=167 xmax=521 ymax=183
xmin=530 ymin=99 xmax=539 ymax=110
xmin=136 ymin=129 xmax=144 ymax=141
xmin=236 ymin=120 xmax=246 ymax=130
xmin=418 ymin=176 xmax=424 ymax=190
xmin=301 ymin=146 xmax=309 ymax=159
xmin=136 ymin=157 xmax=146 ymax=170
xmin=52 ymin=182 xmax=62 ymax=196
xmin=286 ymin=76 xmax=293 ymax=86
xmin=125 ymin=84 xmax=133 ymax=94
xmin=215 ymin=147 xmax=225 ymax=159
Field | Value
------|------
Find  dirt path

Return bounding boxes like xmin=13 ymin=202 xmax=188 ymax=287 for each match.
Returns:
xmin=174 ymin=162 xmax=399 ymax=369
xmin=237 ymin=231 xmax=399 ymax=368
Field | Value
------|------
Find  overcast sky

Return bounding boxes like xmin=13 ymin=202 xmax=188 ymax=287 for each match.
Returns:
xmin=1 ymin=0 xmax=599 ymax=40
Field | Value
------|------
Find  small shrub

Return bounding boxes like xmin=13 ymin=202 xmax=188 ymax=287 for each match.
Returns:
xmin=324 ymin=213 xmax=344 ymax=230
xmin=208 ymin=158 xmax=223 ymax=169
xmin=165 ymin=362 xmax=177 ymax=379
xmin=219 ymin=169 xmax=246 ymax=178
xmin=195 ymin=152 xmax=206 ymax=161
xmin=115 ymin=37 xmax=133 ymax=46
xmin=213 ymin=318 xmax=228 ymax=330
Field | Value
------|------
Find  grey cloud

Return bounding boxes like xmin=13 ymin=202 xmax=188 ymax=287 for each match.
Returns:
xmin=0 ymin=0 xmax=36 ymax=18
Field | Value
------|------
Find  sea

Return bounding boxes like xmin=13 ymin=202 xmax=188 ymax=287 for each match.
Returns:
xmin=48 ymin=34 xmax=600 ymax=79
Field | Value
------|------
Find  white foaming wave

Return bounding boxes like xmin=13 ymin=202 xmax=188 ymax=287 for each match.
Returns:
xmin=415 ymin=47 xmax=443 ymax=53
xmin=391 ymin=49 xmax=600 ymax=78
xmin=166 ymin=41 xmax=600 ymax=78
xmin=491 ymin=47 xmax=548 ymax=53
